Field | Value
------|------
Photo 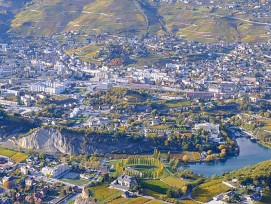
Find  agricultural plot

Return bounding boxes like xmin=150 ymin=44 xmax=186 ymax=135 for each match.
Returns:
xmin=0 ymin=147 xmax=28 ymax=162
xmin=89 ymin=184 xmax=122 ymax=204
xmin=0 ymin=147 xmax=17 ymax=157
xmin=161 ymin=176 xmax=187 ymax=189
xmin=140 ymin=179 xmax=170 ymax=196
xmin=172 ymin=151 xmax=201 ymax=162
xmin=11 ymin=152 xmax=28 ymax=163
xmin=192 ymin=179 xmax=230 ymax=203
xmin=108 ymin=197 xmax=163 ymax=204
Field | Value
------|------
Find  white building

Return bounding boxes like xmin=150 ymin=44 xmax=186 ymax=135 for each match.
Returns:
xmin=29 ymin=81 xmax=66 ymax=95
xmin=194 ymin=123 xmax=223 ymax=143
xmin=21 ymin=166 xmax=29 ymax=175
xmin=194 ymin=123 xmax=220 ymax=134
xmin=41 ymin=163 xmax=69 ymax=178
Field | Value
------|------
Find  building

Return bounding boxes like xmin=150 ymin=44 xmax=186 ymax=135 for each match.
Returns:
xmin=25 ymin=177 xmax=34 ymax=187
xmin=194 ymin=123 xmax=222 ymax=143
xmin=110 ymin=175 xmax=138 ymax=191
xmin=41 ymin=163 xmax=69 ymax=178
xmin=194 ymin=123 xmax=220 ymax=134
xmin=186 ymin=91 xmax=214 ymax=99
xmin=29 ymin=81 xmax=66 ymax=95
xmin=21 ymin=166 xmax=29 ymax=175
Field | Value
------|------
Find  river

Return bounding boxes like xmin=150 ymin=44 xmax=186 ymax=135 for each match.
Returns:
xmin=179 ymin=137 xmax=271 ymax=177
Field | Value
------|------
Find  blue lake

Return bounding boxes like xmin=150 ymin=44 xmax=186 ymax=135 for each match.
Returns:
xmin=179 ymin=137 xmax=271 ymax=177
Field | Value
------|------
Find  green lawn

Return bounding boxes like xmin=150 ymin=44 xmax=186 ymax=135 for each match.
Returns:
xmin=164 ymin=100 xmax=191 ymax=108
xmin=133 ymin=165 xmax=157 ymax=172
xmin=140 ymin=179 xmax=170 ymax=195
xmin=0 ymin=147 xmax=28 ymax=162
xmin=60 ymin=178 xmax=89 ymax=186
xmin=0 ymin=147 xmax=17 ymax=157
xmin=11 ymin=152 xmax=28 ymax=163
xmin=161 ymin=176 xmax=187 ymax=189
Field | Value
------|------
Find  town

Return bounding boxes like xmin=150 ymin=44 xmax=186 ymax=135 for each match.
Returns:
xmin=0 ymin=28 xmax=271 ymax=203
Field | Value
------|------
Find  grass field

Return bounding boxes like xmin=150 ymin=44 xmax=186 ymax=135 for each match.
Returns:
xmin=164 ymin=100 xmax=191 ymax=108
xmin=0 ymin=147 xmax=17 ymax=157
xmin=0 ymin=147 xmax=28 ymax=162
xmin=89 ymin=184 xmax=122 ymax=204
xmin=133 ymin=165 xmax=157 ymax=172
xmin=161 ymin=176 xmax=187 ymax=189
xmin=60 ymin=177 xmax=89 ymax=186
xmin=192 ymin=179 xmax=230 ymax=203
xmin=140 ymin=179 xmax=170 ymax=196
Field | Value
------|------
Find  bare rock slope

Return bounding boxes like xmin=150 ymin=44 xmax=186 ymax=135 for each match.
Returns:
xmin=16 ymin=128 xmax=73 ymax=154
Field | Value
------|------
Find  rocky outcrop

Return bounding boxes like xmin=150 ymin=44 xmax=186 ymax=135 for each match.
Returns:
xmin=14 ymin=126 xmax=181 ymax=155
xmin=15 ymin=128 xmax=73 ymax=154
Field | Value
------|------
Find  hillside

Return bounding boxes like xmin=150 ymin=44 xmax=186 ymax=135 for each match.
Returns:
xmin=4 ymin=0 xmax=271 ymax=42
xmin=0 ymin=110 xmax=35 ymax=138
xmin=10 ymin=0 xmax=150 ymax=36
xmin=14 ymin=126 xmax=181 ymax=155
xmin=0 ymin=0 xmax=29 ymax=38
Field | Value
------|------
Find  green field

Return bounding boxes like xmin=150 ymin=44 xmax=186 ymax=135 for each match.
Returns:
xmin=133 ymin=165 xmax=157 ymax=172
xmin=164 ymin=100 xmax=191 ymax=108
xmin=11 ymin=152 xmax=28 ymax=163
xmin=0 ymin=147 xmax=28 ymax=162
xmin=0 ymin=147 xmax=17 ymax=157
xmin=60 ymin=177 xmax=89 ymax=186
xmin=140 ymin=179 xmax=170 ymax=195
xmin=161 ymin=176 xmax=187 ymax=189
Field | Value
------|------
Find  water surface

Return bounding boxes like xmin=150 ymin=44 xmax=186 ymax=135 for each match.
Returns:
xmin=180 ymin=138 xmax=271 ymax=177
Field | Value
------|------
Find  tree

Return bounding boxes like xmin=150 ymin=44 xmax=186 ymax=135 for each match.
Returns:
xmin=166 ymin=151 xmax=171 ymax=162
xmin=3 ymin=181 xmax=11 ymax=189
xmin=60 ymin=189 xmax=67 ymax=197
xmin=206 ymin=155 xmax=214 ymax=161
xmin=220 ymin=149 xmax=227 ymax=157
xmin=182 ymin=155 xmax=189 ymax=163
xmin=264 ymin=111 xmax=270 ymax=118
xmin=151 ymin=109 xmax=157 ymax=118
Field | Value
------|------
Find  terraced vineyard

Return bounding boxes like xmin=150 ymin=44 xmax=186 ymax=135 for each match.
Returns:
xmin=2 ymin=0 xmax=269 ymax=43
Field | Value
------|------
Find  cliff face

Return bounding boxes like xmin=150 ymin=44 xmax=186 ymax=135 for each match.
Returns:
xmin=15 ymin=127 xmax=181 ymax=155
xmin=16 ymin=128 xmax=73 ymax=154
